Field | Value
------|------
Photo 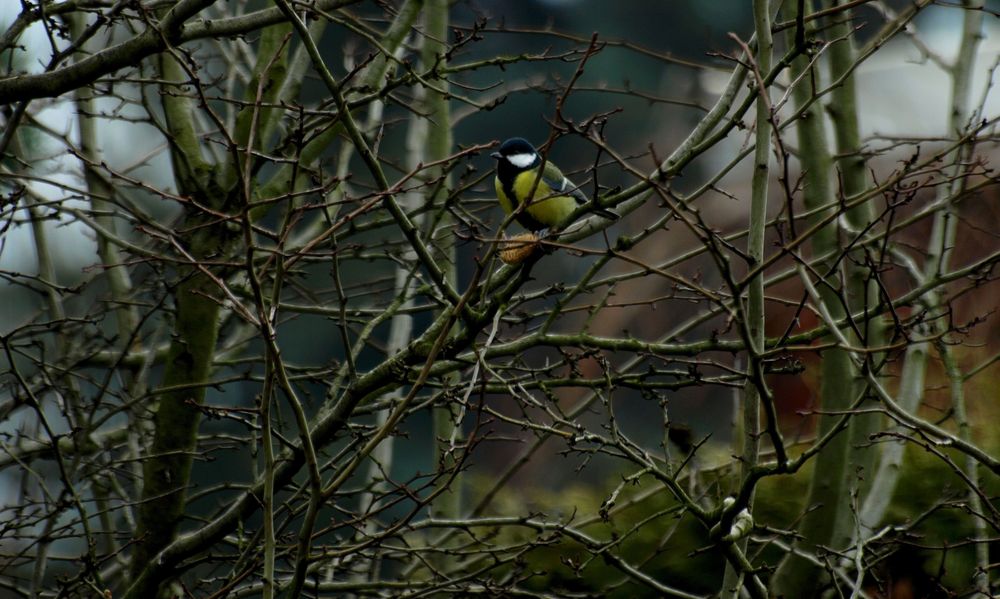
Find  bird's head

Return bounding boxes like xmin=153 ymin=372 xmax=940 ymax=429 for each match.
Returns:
xmin=491 ymin=137 xmax=539 ymax=172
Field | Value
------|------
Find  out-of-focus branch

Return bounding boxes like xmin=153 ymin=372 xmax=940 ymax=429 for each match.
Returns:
xmin=722 ymin=0 xmax=773 ymax=594
xmin=824 ymin=0 xmax=886 ymax=521
xmin=0 ymin=0 xmax=218 ymax=102
xmin=273 ymin=0 xmax=460 ymax=310
xmin=257 ymin=0 xmax=423 ymax=204
xmin=771 ymin=1 xmax=858 ymax=595
xmin=128 ymin=23 xmax=226 ymax=597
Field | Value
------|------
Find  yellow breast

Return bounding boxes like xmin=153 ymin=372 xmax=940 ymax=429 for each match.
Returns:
xmin=507 ymin=171 xmax=577 ymax=228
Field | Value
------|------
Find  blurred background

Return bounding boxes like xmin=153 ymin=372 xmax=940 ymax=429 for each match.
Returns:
xmin=4 ymin=0 xmax=1000 ymax=497
xmin=3 ymin=1 xmax=1000 ymax=595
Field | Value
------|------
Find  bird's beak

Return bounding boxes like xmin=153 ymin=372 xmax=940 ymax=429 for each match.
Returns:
xmin=490 ymin=152 xmax=502 ymax=160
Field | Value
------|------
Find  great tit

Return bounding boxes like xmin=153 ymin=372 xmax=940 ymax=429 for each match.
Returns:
xmin=491 ymin=137 xmax=617 ymax=232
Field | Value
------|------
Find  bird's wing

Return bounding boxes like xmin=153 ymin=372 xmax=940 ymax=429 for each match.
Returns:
xmin=541 ymin=161 xmax=588 ymax=204
xmin=540 ymin=160 xmax=618 ymax=221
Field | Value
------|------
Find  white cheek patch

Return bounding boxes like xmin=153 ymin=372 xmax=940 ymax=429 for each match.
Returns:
xmin=506 ymin=152 xmax=537 ymax=168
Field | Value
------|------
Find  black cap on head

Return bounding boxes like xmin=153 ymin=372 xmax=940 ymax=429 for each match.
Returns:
xmin=496 ymin=137 xmax=536 ymax=157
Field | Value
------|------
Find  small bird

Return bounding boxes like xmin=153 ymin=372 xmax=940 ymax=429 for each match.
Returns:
xmin=491 ymin=137 xmax=617 ymax=233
